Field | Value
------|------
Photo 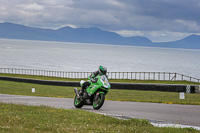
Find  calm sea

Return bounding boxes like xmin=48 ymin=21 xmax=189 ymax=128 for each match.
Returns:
xmin=0 ymin=39 xmax=200 ymax=79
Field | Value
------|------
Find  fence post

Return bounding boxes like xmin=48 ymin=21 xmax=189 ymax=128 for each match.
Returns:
xmin=131 ymin=72 xmax=133 ymax=80
xmin=175 ymin=73 xmax=177 ymax=81
xmin=163 ymin=72 xmax=165 ymax=80
xmin=148 ymin=72 xmax=150 ymax=80
xmin=135 ymin=72 xmax=137 ymax=79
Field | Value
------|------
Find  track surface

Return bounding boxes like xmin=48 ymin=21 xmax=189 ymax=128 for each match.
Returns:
xmin=0 ymin=94 xmax=200 ymax=127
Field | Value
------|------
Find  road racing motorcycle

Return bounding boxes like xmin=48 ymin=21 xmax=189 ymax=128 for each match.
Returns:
xmin=74 ymin=75 xmax=110 ymax=110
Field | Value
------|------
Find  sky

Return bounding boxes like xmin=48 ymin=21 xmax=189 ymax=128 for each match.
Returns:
xmin=0 ymin=0 xmax=200 ymax=42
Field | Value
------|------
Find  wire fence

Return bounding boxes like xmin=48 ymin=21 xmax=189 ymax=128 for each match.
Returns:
xmin=0 ymin=68 xmax=199 ymax=83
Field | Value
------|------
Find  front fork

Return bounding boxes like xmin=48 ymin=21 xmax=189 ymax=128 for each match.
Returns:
xmin=74 ymin=87 xmax=79 ymax=94
xmin=94 ymin=92 xmax=100 ymax=101
xmin=74 ymin=88 xmax=81 ymax=98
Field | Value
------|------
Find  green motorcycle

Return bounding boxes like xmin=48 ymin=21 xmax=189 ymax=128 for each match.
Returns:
xmin=74 ymin=75 xmax=111 ymax=110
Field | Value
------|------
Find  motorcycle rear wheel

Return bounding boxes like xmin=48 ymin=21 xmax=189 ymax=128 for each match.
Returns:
xmin=74 ymin=95 xmax=84 ymax=108
xmin=93 ymin=93 xmax=105 ymax=110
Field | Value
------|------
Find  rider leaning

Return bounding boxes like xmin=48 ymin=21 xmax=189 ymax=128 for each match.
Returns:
xmin=79 ymin=65 xmax=107 ymax=96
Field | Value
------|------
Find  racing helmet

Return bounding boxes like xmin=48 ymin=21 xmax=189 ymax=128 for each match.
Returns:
xmin=98 ymin=65 xmax=107 ymax=75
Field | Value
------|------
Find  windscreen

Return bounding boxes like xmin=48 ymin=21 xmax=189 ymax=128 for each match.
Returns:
xmin=100 ymin=75 xmax=110 ymax=88
xmin=100 ymin=75 xmax=109 ymax=84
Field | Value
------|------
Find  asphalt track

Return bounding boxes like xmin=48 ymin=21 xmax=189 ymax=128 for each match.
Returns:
xmin=0 ymin=94 xmax=200 ymax=128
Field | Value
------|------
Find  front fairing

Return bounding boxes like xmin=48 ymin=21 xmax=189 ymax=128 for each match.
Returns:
xmin=86 ymin=75 xmax=110 ymax=95
xmin=100 ymin=75 xmax=110 ymax=88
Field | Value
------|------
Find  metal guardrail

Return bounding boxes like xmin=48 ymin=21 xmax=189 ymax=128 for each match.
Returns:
xmin=0 ymin=68 xmax=199 ymax=83
xmin=0 ymin=76 xmax=199 ymax=93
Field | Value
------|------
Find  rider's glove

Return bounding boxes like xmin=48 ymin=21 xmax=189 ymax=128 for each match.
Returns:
xmin=91 ymin=78 xmax=98 ymax=83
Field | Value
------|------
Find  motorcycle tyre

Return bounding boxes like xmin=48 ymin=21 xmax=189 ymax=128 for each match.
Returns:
xmin=93 ymin=93 xmax=105 ymax=110
xmin=74 ymin=95 xmax=84 ymax=108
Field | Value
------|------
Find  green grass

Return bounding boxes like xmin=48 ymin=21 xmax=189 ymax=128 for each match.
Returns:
xmin=0 ymin=80 xmax=74 ymax=98
xmin=107 ymin=89 xmax=200 ymax=105
xmin=0 ymin=73 xmax=82 ymax=82
xmin=1 ymin=80 xmax=200 ymax=105
xmin=1 ymin=73 xmax=200 ymax=85
xmin=0 ymin=103 xmax=198 ymax=133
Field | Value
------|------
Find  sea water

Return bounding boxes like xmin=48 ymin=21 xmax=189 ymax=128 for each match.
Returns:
xmin=0 ymin=39 xmax=200 ymax=79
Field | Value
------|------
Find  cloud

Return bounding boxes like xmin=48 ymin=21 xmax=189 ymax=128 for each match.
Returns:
xmin=22 ymin=3 xmax=44 ymax=11
xmin=0 ymin=0 xmax=200 ymax=41
xmin=129 ymin=0 xmax=200 ymax=32
xmin=115 ymin=30 xmax=196 ymax=42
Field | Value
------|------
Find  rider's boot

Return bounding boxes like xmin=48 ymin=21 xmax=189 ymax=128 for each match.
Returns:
xmin=83 ymin=92 xmax=89 ymax=98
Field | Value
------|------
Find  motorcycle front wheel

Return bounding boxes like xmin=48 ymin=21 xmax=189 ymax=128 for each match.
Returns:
xmin=74 ymin=95 xmax=84 ymax=108
xmin=93 ymin=93 xmax=105 ymax=110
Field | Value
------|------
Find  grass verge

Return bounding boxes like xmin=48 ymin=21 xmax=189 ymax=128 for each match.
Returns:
xmin=0 ymin=73 xmax=200 ymax=85
xmin=0 ymin=103 xmax=198 ymax=133
xmin=1 ymin=80 xmax=200 ymax=105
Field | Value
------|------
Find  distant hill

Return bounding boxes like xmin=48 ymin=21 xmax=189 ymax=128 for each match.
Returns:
xmin=0 ymin=22 xmax=200 ymax=49
xmin=153 ymin=34 xmax=200 ymax=49
xmin=0 ymin=22 xmax=152 ymax=46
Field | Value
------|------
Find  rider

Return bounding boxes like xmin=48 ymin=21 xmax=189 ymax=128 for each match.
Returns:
xmin=79 ymin=65 xmax=107 ymax=96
